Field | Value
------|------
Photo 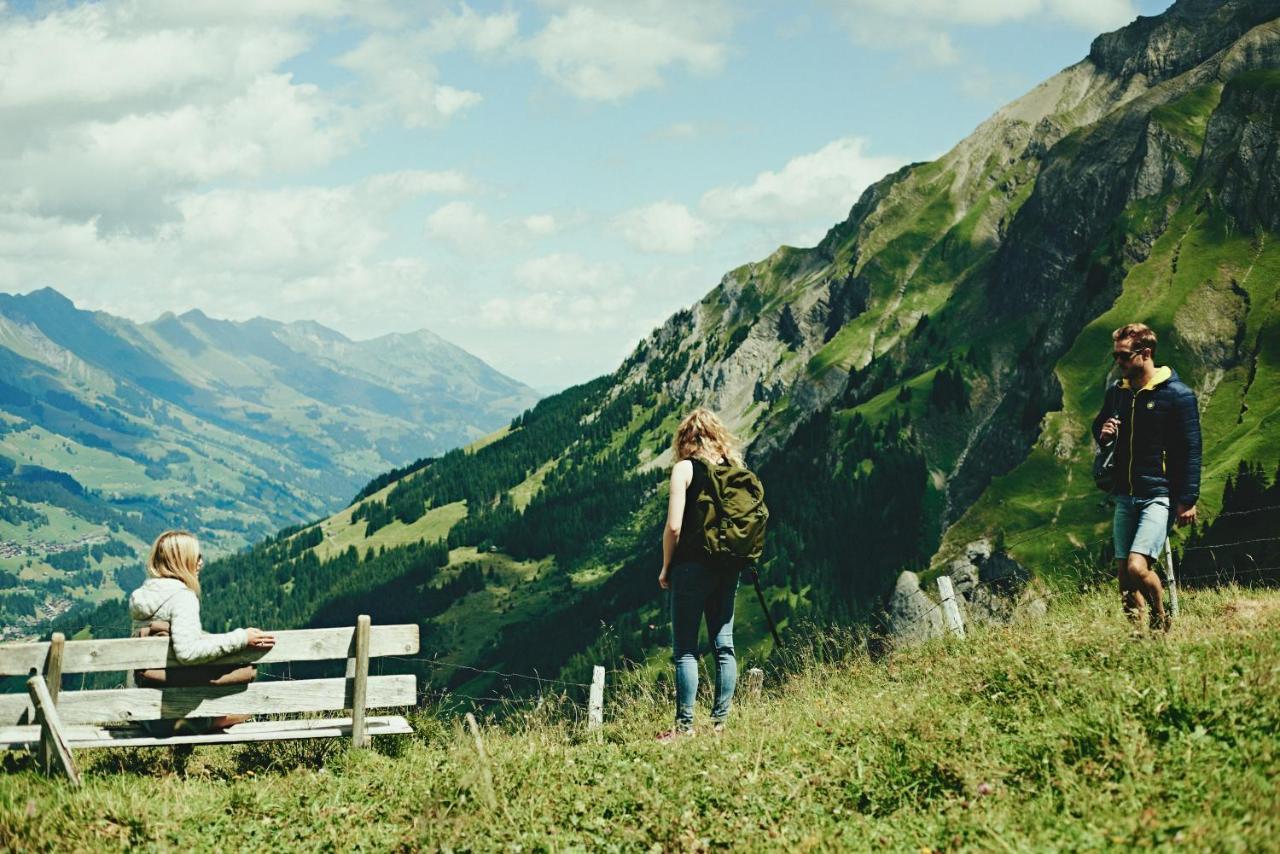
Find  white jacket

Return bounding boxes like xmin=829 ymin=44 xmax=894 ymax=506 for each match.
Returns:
xmin=128 ymin=577 xmax=248 ymax=664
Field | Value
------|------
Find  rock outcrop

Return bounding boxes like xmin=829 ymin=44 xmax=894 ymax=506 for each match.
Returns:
xmin=887 ymin=540 xmax=1047 ymax=645
xmin=946 ymin=539 xmax=1049 ymax=626
xmin=886 ymin=571 xmax=943 ymax=643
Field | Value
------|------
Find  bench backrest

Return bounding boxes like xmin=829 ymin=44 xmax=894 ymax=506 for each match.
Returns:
xmin=0 ymin=622 xmax=419 ymax=726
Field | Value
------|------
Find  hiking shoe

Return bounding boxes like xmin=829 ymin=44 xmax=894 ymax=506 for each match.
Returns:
xmin=656 ymin=726 xmax=694 ymax=743
xmin=712 ymin=721 xmax=725 ymax=735
xmin=1150 ymin=610 xmax=1171 ymax=633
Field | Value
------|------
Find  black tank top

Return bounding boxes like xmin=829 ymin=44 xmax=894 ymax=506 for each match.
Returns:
xmin=673 ymin=458 xmax=717 ymax=564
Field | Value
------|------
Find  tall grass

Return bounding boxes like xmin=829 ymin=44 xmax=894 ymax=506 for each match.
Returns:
xmin=2 ymin=586 xmax=1277 ymax=850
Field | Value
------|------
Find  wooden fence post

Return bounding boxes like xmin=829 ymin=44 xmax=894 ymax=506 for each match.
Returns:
xmin=1163 ymin=537 xmax=1179 ymax=620
xmin=350 ymin=615 xmax=371 ymax=749
xmin=745 ymin=667 xmax=764 ymax=700
xmin=587 ymin=665 xmax=605 ymax=731
xmin=40 ymin=633 xmax=65 ymax=773
xmin=936 ymin=576 xmax=966 ymax=639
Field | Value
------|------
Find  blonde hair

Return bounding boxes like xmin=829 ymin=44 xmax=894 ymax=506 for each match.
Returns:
xmin=672 ymin=408 xmax=743 ymax=467
xmin=1113 ymin=322 xmax=1157 ymax=357
xmin=146 ymin=530 xmax=202 ymax=596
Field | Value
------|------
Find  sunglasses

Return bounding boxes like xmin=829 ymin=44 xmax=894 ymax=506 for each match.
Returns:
xmin=1112 ymin=349 xmax=1144 ymax=362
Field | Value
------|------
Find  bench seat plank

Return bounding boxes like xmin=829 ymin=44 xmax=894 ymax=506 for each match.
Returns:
xmin=0 ymin=716 xmax=412 ymax=750
xmin=0 ymin=624 xmax=419 ymax=676
xmin=0 ymin=675 xmax=416 ymax=726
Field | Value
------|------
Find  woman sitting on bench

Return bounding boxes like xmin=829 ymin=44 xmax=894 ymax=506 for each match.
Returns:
xmin=128 ymin=530 xmax=276 ymax=734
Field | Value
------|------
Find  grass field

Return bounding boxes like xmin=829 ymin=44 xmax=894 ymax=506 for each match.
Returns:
xmin=2 ymin=585 xmax=1275 ymax=850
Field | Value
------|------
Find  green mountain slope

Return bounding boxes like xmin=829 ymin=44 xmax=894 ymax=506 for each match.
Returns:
xmin=0 ymin=289 xmax=537 ymax=635
xmin=52 ymin=0 xmax=1280 ymax=691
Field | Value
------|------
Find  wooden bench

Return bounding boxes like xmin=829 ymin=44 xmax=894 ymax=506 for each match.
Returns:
xmin=0 ymin=615 xmax=417 ymax=786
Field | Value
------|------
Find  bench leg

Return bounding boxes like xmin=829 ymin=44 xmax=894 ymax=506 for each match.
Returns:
xmin=27 ymin=675 xmax=81 ymax=787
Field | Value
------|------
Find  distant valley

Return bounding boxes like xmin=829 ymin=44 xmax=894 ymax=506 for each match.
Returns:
xmin=0 ymin=288 xmax=538 ymax=635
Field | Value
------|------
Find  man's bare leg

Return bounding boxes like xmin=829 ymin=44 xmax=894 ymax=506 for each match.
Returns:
xmin=1127 ymin=552 xmax=1167 ymax=631
xmin=1117 ymin=558 xmax=1144 ymax=625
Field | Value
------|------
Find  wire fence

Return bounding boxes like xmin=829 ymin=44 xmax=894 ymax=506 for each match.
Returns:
xmin=30 ymin=487 xmax=1280 ymax=720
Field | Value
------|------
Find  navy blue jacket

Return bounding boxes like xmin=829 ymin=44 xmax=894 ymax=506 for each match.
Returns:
xmin=1092 ymin=366 xmax=1201 ymax=506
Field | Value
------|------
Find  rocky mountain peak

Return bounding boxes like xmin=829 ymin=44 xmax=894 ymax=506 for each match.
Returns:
xmin=1089 ymin=0 xmax=1280 ymax=83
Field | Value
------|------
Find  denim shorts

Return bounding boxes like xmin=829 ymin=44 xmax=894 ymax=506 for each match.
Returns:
xmin=1113 ymin=495 xmax=1171 ymax=560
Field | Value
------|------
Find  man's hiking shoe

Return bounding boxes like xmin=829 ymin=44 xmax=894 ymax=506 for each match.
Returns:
xmin=712 ymin=721 xmax=726 ymax=735
xmin=656 ymin=726 xmax=694 ymax=743
xmin=1150 ymin=610 xmax=1171 ymax=633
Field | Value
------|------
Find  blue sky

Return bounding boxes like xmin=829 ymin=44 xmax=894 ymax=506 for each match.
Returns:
xmin=0 ymin=0 xmax=1170 ymax=391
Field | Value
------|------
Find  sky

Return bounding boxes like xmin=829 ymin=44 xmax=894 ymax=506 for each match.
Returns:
xmin=0 ymin=0 xmax=1172 ymax=392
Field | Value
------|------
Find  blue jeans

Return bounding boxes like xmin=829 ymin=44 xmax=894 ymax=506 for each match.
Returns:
xmin=670 ymin=559 xmax=738 ymax=727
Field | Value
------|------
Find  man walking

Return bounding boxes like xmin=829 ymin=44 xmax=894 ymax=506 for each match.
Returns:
xmin=1092 ymin=323 xmax=1201 ymax=632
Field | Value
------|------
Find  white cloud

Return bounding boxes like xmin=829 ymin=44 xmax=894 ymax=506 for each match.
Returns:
xmin=478 ymin=289 xmax=635 ymax=332
xmin=701 ymin=137 xmax=905 ymax=224
xmin=364 ymin=170 xmax=473 ymax=198
xmin=336 ymin=34 xmax=483 ymax=128
xmin=827 ymin=0 xmax=1136 ymax=65
xmin=525 ymin=1 xmax=732 ymax=101
xmin=274 ymin=257 xmax=444 ymax=337
xmin=615 ymin=201 xmax=712 ymax=254
xmin=422 ymin=4 xmax=520 ymax=53
xmin=0 ymin=171 xmax=467 ymax=332
xmin=127 ymin=0 xmax=357 ymax=26
xmin=483 ymin=252 xmax=638 ymax=330
xmin=4 ymin=74 xmax=351 ymax=229
xmin=482 ymin=251 xmax=634 ymax=333
xmin=651 ymin=121 xmax=700 ymax=140
xmin=0 ymin=5 xmax=306 ymax=113
xmin=514 ymin=253 xmax=619 ymax=292
xmin=828 ymin=0 xmax=1134 ymax=27
xmin=523 ymin=214 xmax=559 ymax=236
xmin=1048 ymin=0 xmax=1138 ymax=31
xmin=335 ymin=5 xmax=520 ymax=128
xmin=425 ymin=202 xmax=559 ymax=253
xmin=425 ymin=201 xmax=495 ymax=252
xmin=170 ymin=171 xmax=468 ymax=274
xmin=168 ymin=188 xmax=382 ymax=275
xmin=0 ymin=4 xmax=357 ymax=230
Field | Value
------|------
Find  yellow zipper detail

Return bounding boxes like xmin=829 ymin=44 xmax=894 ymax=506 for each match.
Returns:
xmin=1128 ymin=392 xmax=1138 ymax=494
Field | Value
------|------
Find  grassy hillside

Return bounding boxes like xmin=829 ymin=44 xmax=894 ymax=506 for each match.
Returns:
xmin=3 ymin=587 xmax=1277 ymax=849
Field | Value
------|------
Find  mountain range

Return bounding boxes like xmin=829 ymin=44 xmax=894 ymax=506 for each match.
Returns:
xmin=52 ymin=0 xmax=1280 ymax=691
xmin=0 ymin=288 xmax=537 ymax=633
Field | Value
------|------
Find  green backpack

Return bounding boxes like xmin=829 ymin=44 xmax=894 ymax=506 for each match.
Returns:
xmin=694 ymin=461 xmax=769 ymax=563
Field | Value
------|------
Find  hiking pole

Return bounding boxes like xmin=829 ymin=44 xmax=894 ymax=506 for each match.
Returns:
xmin=1164 ymin=536 xmax=1179 ymax=620
xmin=749 ymin=565 xmax=782 ymax=648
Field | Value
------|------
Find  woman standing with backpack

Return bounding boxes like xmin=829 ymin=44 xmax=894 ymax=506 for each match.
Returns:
xmin=658 ymin=408 xmax=751 ymax=740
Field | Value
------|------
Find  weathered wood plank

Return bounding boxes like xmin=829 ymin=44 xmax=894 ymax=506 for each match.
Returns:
xmin=0 ymin=624 xmax=419 ymax=676
xmin=28 ymin=676 xmax=80 ymax=786
xmin=0 ymin=675 xmax=416 ymax=726
xmin=351 ymin=615 xmax=371 ymax=749
xmin=0 ymin=716 xmax=412 ymax=750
